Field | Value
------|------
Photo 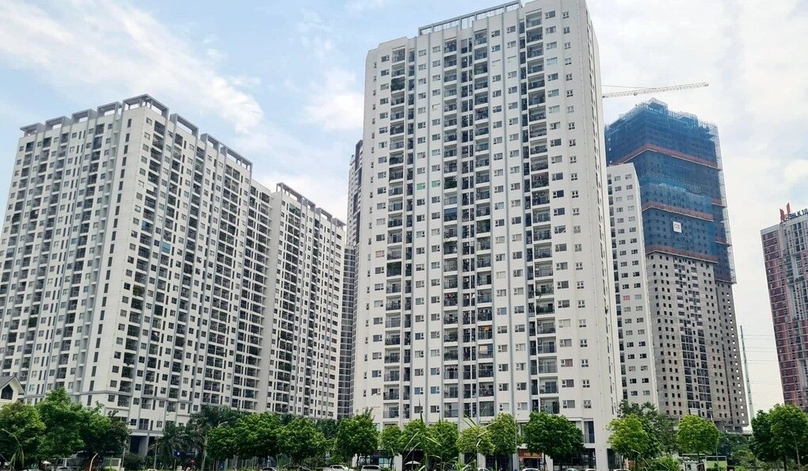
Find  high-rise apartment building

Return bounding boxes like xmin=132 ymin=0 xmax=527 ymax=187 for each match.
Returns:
xmin=0 ymin=95 xmax=344 ymax=452
xmin=606 ymin=164 xmax=657 ymax=404
xmin=261 ymin=183 xmax=345 ymax=418
xmin=353 ymin=1 xmax=620 ymax=466
xmin=761 ymin=207 xmax=808 ymax=410
xmin=605 ymin=100 xmax=748 ymax=430
xmin=339 ymin=140 xmax=364 ymax=419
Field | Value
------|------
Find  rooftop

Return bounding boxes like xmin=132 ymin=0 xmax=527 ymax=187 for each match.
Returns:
xmin=19 ymin=94 xmax=252 ymax=171
xmin=418 ymin=1 xmax=521 ymax=36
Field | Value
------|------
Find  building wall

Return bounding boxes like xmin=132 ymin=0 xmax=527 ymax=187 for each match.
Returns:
xmin=607 ymin=164 xmax=657 ymax=404
xmin=338 ymin=141 xmax=363 ymax=419
xmin=0 ymin=96 xmax=345 ymax=450
xmin=353 ymin=0 xmax=620 ymax=466
xmin=606 ymin=100 xmax=748 ymax=430
xmin=263 ymin=184 xmax=344 ymax=419
xmin=762 ymin=211 xmax=808 ymax=410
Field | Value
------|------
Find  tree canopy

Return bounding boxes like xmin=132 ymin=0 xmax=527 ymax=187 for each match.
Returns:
xmin=769 ymin=404 xmax=808 ymax=468
xmin=457 ymin=423 xmax=494 ymax=457
xmin=676 ymin=415 xmax=719 ymax=458
xmin=0 ymin=388 xmax=129 ymax=470
xmin=37 ymin=388 xmax=86 ymax=460
xmin=334 ymin=411 xmax=379 ymax=462
xmin=608 ymin=415 xmax=653 ymax=464
xmin=427 ymin=420 xmax=458 ymax=467
xmin=279 ymin=417 xmax=326 ymax=465
xmin=523 ymin=411 xmax=584 ymax=464
xmin=487 ymin=413 xmax=519 ymax=457
xmin=379 ymin=425 xmax=404 ymax=457
xmin=618 ymin=401 xmax=676 ymax=454
xmin=0 ymin=400 xmax=45 ymax=470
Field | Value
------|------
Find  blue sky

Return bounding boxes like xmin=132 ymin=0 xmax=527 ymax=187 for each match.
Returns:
xmin=1 ymin=0 xmax=807 ymax=418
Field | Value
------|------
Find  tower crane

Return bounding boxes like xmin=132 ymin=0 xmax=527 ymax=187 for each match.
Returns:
xmin=602 ymin=82 xmax=709 ymax=99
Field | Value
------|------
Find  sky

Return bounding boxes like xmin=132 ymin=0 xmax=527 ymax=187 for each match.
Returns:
xmin=0 ymin=0 xmax=806 ymax=417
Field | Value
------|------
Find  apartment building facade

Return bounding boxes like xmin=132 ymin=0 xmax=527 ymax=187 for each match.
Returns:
xmin=605 ymin=100 xmax=748 ymax=430
xmin=761 ymin=208 xmax=808 ymax=410
xmin=353 ymin=0 xmax=620 ymax=466
xmin=607 ymin=164 xmax=657 ymax=404
xmin=0 ymin=95 xmax=343 ymax=452
xmin=261 ymin=183 xmax=344 ymax=419
xmin=338 ymin=141 xmax=364 ymax=419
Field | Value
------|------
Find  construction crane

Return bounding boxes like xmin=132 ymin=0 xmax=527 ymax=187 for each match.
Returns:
xmin=602 ymin=82 xmax=709 ymax=99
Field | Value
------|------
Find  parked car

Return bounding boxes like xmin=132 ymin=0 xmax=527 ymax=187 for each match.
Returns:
xmin=327 ymin=466 xmax=349 ymax=471
xmin=262 ymin=467 xmax=278 ymax=471
xmin=361 ymin=466 xmax=381 ymax=471
xmin=524 ymin=468 xmax=540 ymax=471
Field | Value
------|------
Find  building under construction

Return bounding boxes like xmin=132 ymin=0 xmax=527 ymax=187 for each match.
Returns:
xmin=606 ymin=100 xmax=749 ymax=431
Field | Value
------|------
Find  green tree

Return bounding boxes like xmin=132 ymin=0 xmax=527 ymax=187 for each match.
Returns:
xmin=427 ymin=420 xmax=459 ymax=468
xmin=317 ymin=419 xmax=341 ymax=442
xmin=676 ymin=415 xmax=719 ymax=461
xmin=619 ymin=401 xmax=676 ymax=454
xmin=206 ymin=426 xmax=238 ymax=462
xmin=717 ymin=433 xmax=749 ymax=465
xmin=0 ymin=401 xmax=45 ymax=470
xmin=457 ymin=423 xmax=495 ymax=458
xmin=36 ymin=388 xmax=86 ymax=459
xmin=750 ymin=411 xmax=779 ymax=464
xmin=769 ymin=404 xmax=808 ymax=469
xmin=652 ymin=455 xmax=681 ymax=471
xmin=81 ymin=411 xmax=130 ymax=457
xmin=152 ymin=422 xmax=194 ymax=468
xmin=334 ymin=411 xmax=379 ymax=462
xmin=608 ymin=415 xmax=653 ymax=470
xmin=123 ymin=453 xmax=145 ymax=471
xmin=187 ymin=406 xmax=244 ymax=471
xmin=234 ymin=412 xmax=281 ymax=459
xmin=401 ymin=419 xmax=430 ymax=455
xmin=279 ymin=417 xmax=326 ymax=465
xmin=523 ymin=411 xmax=584 ymax=468
xmin=487 ymin=413 xmax=519 ymax=469
xmin=379 ymin=425 xmax=404 ymax=457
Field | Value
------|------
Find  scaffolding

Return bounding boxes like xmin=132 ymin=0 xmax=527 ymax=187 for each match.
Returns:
xmin=605 ymin=100 xmax=735 ymax=283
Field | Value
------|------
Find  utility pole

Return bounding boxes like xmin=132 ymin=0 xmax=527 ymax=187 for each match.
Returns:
xmin=740 ymin=326 xmax=755 ymax=419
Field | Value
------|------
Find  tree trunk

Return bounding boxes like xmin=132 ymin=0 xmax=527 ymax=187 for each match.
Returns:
xmin=200 ymin=435 xmax=208 ymax=471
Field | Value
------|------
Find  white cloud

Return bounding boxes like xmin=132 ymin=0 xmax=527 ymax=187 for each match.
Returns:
xmin=0 ymin=0 xmax=351 ymax=219
xmin=300 ymin=36 xmax=336 ymax=62
xmin=783 ymin=160 xmax=808 ymax=188
xmin=346 ymin=0 xmax=392 ymax=13
xmin=296 ymin=10 xmax=331 ymax=34
xmin=302 ymin=69 xmax=364 ymax=132
xmin=0 ymin=0 xmax=263 ymax=134
xmin=592 ymin=0 xmax=808 ymax=412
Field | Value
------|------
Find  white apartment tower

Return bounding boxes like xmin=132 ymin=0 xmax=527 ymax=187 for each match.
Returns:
xmin=607 ymin=164 xmax=658 ymax=404
xmin=339 ymin=141 xmax=364 ymax=419
xmin=261 ymin=183 xmax=344 ymax=419
xmin=353 ymin=1 xmax=620 ymax=467
xmin=0 ymin=96 xmax=344 ymax=452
